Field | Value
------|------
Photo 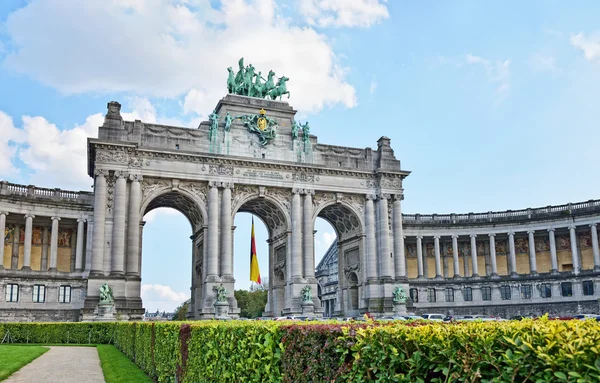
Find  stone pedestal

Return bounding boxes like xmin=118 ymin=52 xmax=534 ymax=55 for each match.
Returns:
xmin=214 ymin=301 xmax=230 ymax=320
xmin=301 ymin=302 xmax=315 ymax=316
xmin=82 ymin=301 xmax=116 ymax=322
xmin=393 ymin=301 xmax=408 ymax=316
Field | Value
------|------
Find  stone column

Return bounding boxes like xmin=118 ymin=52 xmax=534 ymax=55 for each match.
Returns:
xmin=470 ymin=234 xmax=479 ymax=277
xmin=508 ymin=232 xmax=517 ymax=276
xmin=11 ymin=225 xmax=19 ymax=269
xmin=377 ymin=194 xmax=391 ymax=278
xmin=206 ymin=181 xmax=219 ymax=279
xmin=527 ymin=230 xmax=537 ymax=275
xmin=75 ymin=218 xmax=85 ymax=271
xmin=291 ymin=189 xmax=303 ymax=279
xmin=569 ymin=225 xmax=580 ymax=275
xmin=433 ymin=235 xmax=442 ymax=279
xmin=303 ymin=190 xmax=315 ymax=280
xmin=220 ymin=183 xmax=233 ymax=279
xmin=488 ymin=234 xmax=498 ymax=277
xmin=85 ymin=220 xmax=93 ymax=272
xmin=41 ymin=227 xmax=49 ymax=270
xmin=49 ymin=216 xmax=60 ymax=271
xmin=590 ymin=223 xmax=600 ymax=271
xmin=111 ymin=171 xmax=127 ymax=276
xmin=416 ymin=235 xmax=424 ymax=278
xmin=0 ymin=212 xmax=7 ymax=269
xmin=452 ymin=235 xmax=460 ymax=277
xmin=126 ymin=174 xmax=142 ymax=276
xmin=392 ymin=195 xmax=406 ymax=279
xmin=22 ymin=214 xmax=35 ymax=270
xmin=91 ymin=170 xmax=108 ymax=276
xmin=548 ymin=228 xmax=558 ymax=273
xmin=365 ymin=195 xmax=377 ymax=281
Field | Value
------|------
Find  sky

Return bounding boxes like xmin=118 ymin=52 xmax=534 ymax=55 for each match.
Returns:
xmin=1 ymin=0 xmax=600 ymax=311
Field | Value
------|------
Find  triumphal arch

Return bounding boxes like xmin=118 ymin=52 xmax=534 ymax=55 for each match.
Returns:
xmin=0 ymin=60 xmax=409 ymax=320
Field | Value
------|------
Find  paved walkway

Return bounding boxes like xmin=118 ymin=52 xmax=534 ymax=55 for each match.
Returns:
xmin=5 ymin=346 xmax=105 ymax=383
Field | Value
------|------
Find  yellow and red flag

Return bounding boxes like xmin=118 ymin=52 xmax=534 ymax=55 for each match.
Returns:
xmin=250 ymin=217 xmax=261 ymax=284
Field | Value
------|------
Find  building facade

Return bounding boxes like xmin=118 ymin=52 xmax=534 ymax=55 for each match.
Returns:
xmin=317 ymin=202 xmax=600 ymax=318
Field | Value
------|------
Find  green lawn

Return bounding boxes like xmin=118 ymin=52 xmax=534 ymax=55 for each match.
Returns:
xmin=0 ymin=345 xmax=49 ymax=381
xmin=96 ymin=345 xmax=152 ymax=383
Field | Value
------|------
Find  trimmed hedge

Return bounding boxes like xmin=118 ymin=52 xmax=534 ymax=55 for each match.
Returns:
xmin=1 ymin=318 xmax=600 ymax=382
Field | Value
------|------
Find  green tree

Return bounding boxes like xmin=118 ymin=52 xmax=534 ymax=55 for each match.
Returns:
xmin=234 ymin=289 xmax=268 ymax=318
xmin=172 ymin=299 xmax=190 ymax=321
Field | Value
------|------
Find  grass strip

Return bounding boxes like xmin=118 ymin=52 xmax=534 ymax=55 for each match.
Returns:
xmin=0 ymin=345 xmax=49 ymax=381
xmin=96 ymin=345 xmax=152 ymax=383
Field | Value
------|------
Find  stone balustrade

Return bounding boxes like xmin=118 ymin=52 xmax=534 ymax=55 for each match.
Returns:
xmin=0 ymin=181 xmax=93 ymax=204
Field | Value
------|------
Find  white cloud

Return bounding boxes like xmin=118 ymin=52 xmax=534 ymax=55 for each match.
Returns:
xmin=571 ymin=32 xmax=600 ymax=62
xmin=322 ymin=231 xmax=336 ymax=248
xmin=143 ymin=207 xmax=181 ymax=223
xmin=369 ymin=79 xmax=377 ymax=94
xmin=3 ymin=0 xmax=358 ymax=114
xmin=0 ymin=111 xmax=25 ymax=177
xmin=465 ymin=54 xmax=511 ymax=103
xmin=530 ymin=53 xmax=557 ymax=72
xmin=300 ymin=0 xmax=389 ymax=28
xmin=141 ymin=283 xmax=190 ymax=312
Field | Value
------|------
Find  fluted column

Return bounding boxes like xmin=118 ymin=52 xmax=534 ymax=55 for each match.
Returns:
xmin=41 ymin=227 xmax=49 ymax=270
xmin=22 ymin=214 xmax=35 ymax=270
xmin=126 ymin=174 xmax=142 ymax=276
xmin=0 ymin=212 xmax=7 ymax=270
xmin=206 ymin=182 xmax=220 ymax=279
xmin=91 ymin=169 xmax=108 ymax=276
xmin=433 ymin=235 xmax=442 ymax=279
xmin=49 ymin=216 xmax=60 ymax=271
xmin=548 ymin=228 xmax=558 ymax=273
xmin=291 ymin=189 xmax=303 ymax=279
xmin=220 ymin=183 xmax=233 ymax=279
xmin=110 ymin=171 xmax=127 ymax=276
xmin=365 ymin=194 xmax=377 ymax=280
xmin=377 ymin=194 xmax=391 ymax=278
xmin=452 ymin=235 xmax=459 ymax=277
xmin=590 ymin=223 xmax=600 ymax=271
xmin=416 ymin=235 xmax=424 ymax=278
xmin=569 ymin=225 xmax=580 ymax=275
xmin=470 ymin=234 xmax=479 ymax=277
xmin=302 ymin=190 xmax=315 ymax=279
xmin=488 ymin=234 xmax=498 ymax=277
xmin=508 ymin=232 xmax=517 ymax=276
xmin=75 ymin=218 xmax=85 ymax=271
xmin=527 ymin=230 xmax=537 ymax=275
xmin=392 ymin=195 xmax=406 ymax=279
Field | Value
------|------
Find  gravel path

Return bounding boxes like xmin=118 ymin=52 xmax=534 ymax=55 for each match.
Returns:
xmin=5 ymin=346 xmax=105 ymax=383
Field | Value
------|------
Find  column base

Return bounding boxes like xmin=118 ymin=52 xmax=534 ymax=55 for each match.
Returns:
xmin=593 ymin=266 xmax=600 ymax=272
xmin=470 ymin=274 xmax=480 ymax=279
xmin=395 ymin=276 xmax=408 ymax=282
xmin=20 ymin=266 xmax=32 ymax=271
xmin=89 ymin=270 xmax=105 ymax=277
xmin=490 ymin=273 xmax=500 ymax=279
xmin=109 ymin=271 xmax=125 ymax=277
xmin=530 ymin=271 xmax=539 ymax=276
xmin=510 ymin=272 xmax=519 ymax=277
xmin=434 ymin=275 xmax=444 ymax=280
xmin=453 ymin=274 xmax=462 ymax=279
xmin=75 ymin=268 xmax=84 ymax=273
xmin=47 ymin=267 xmax=58 ymax=272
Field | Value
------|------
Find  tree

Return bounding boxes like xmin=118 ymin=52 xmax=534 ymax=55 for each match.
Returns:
xmin=234 ymin=289 xmax=268 ymax=318
xmin=172 ymin=299 xmax=190 ymax=321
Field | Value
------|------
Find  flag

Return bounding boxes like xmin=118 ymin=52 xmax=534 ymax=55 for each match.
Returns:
xmin=250 ymin=217 xmax=261 ymax=284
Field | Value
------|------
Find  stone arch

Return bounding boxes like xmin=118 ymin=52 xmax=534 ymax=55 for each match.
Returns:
xmin=313 ymin=200 xmax=364 ymax=242
xmin=231 ymin=190 xmax=291 ymax=237
xmin=140 ymin=186 xmax=208 ymax=231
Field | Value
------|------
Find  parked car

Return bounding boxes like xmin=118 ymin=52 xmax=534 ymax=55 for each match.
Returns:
xmin=421 ymin=313 xmax=446 ymax=321
xmin=572 ymin=314 xmax=600 ymax=320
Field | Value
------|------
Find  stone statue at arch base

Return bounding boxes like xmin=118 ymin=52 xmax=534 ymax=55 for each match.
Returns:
xmin=392 ymin=285 xmax=409 ymax=317
xmin=213 ymin=283 xmax=231 ymax=319
xmin=300 ymin=285 xmax=315 ymax=316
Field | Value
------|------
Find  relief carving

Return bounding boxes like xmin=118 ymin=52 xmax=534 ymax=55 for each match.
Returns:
xmin=267 ymin=188 xmax=291 ymax=214
xmin=180 ymin=181 xmax=208 ymax=205
xmin=292 ymin=172 xmax=314 ymax=183
xmin=232 ymin=185 xmax=258 ymax=212
xmin=141 ymin=178 xmax=170 ymax=199
xmin=209 ymin=164 xmax=233 ymax=176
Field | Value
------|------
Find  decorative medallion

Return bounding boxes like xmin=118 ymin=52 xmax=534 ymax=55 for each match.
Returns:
xmin=236 ymin=108 xmax=277 ymax=146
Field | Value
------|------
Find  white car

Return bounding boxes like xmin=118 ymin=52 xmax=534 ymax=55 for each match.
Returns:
xmin=421 ymin=313 xmax=446 ymax=321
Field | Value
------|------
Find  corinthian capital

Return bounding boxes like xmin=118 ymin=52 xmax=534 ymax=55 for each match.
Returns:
xmin=94 ymin=169 xmax=109 ymax=177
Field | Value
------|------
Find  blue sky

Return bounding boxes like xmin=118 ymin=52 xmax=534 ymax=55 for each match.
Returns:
xmin=1 ymin=0 xmax=600 ymax=311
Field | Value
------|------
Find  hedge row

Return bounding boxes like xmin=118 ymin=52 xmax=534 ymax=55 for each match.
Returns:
xmin=2 ymin=319 xmax=600 ymax=382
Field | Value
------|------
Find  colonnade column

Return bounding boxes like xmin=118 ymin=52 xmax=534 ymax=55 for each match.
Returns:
xmin=75 ymin=218 xmax=85 ymax=272
xmin=392 ymin=195 xmax=406 ymax=279
xmin=111 ymin=171 xmax=127 ymax=276
xmin=302 ymin=190 xmax=315 ymax=280
xmin=416 ymin=235 xmax=424 ymax=278
xmin=206 ymin=181 xmax=220 ymax=279
xmin=508 ymin=232 xmax=517 ymax=276
xmin=220 ymin=183 xmax=233 ymax=279
xmin=91 ymin=169 xmax=108 ymax=276
xmin=488 ymin=234 xmax=498 ymax=277
xmin=41 ymin=227 xmax=49 ymax=270
xmin=470 ymin=234 xmax=479 ymax=277
xmin=590 ymin=223 xmax=600 ymax=271
xmin=377 ymin=194 xmax=391 ymax=279
xmin=126 ymin=174 xmax=142 ymax=276
xmin=433 ymin=235 xmax=442 ymax=279
xmin=49 ymin=216 xmax=60 ymax=271
xmin=365 ymin=195 xmax=377 ymax=281
xmin=548 ymin=228 xmax=558 ymax=274
xmin=22 ymin=214 xmax=35 ymax=270
xmin=452 ymin=235 xmax=460 ymax=278
xmin=527 ymin=230 xmax=538 ymax=275
xmin=0 ymin=212 xmax=7 ymax=270
xmin=291 ymin=189 xmax=303 ymax=279
xmin=569 ymin=225 xmax=580 ymax=275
